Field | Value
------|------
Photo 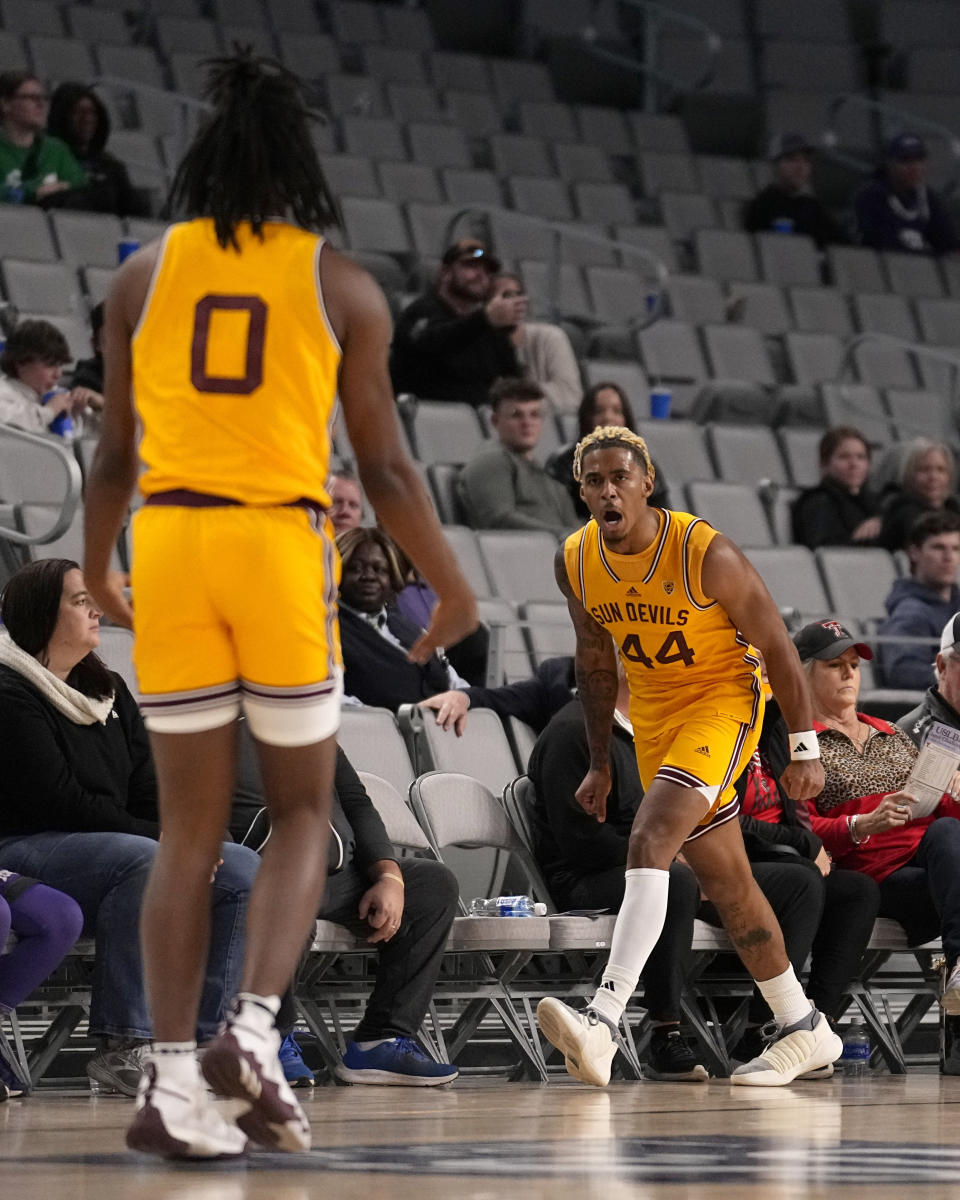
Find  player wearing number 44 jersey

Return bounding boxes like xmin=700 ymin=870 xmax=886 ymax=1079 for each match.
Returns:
xmin=536 ymin=426 xmax=843 ymax=1087
xmin=83 ymin=53 xmax=476 ymax=1161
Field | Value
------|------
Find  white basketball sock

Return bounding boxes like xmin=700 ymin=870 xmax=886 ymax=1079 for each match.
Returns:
xmin=756 ymin=965 xmax=813 ymax=1028
xmin=151 ymin=1041 xmax=200 ymax=1090
xmin=589 ymin=868 xmax=670 ymax=1026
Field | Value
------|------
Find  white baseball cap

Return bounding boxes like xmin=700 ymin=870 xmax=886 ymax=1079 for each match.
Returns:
xmin=940 ymin=613 xmax=960 ymax=653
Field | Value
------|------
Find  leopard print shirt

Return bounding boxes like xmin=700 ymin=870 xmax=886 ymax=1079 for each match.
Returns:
xmin=815 ymin=723 xmax=918 ymax=814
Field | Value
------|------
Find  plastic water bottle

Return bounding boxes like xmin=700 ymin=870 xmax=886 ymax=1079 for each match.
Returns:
xmin=469 ymin=895 xmax=547 ymax=917
xmin=3 ymin=168 xmax=24 ymax=205
xmin=840 ymin=1024 xmax=871 ymax=1076
xmin=42 ymin=388 xmax=74 ymax=440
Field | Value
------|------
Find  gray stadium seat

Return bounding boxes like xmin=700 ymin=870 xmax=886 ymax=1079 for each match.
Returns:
xmin=575 ymin=105 xmax=633 ymax=155
xmin=385 ymin=82 xmax=444 ymax=124
xmin=668 ymin=275 xmax=727 ymax=325
xmin=886 ymin=389 xmax=954 ymax=442
xmin=359 ymin=44 xmax=427 ymax=85
xmin=660 ymin=192 xmax=719 ymax=242
xmin=0 ymin=31 xmax=28 ymax=72
xmin=380 ymin=6 xmax=435 ymax=50
xmin=378 ymin=161 xmax=443 ymax=205
xmin=409 ymin=402 xmax=486 ymax=464
xmin=338 ymin=197 xmax=410 ymax=254
xmin=882 ymin=253 xmax=944 ymax=300
xmin=0 ymin=0 xmax=63 ymax=36
xmin=553 ymin=143 xmax=615 ymax=184
xmin=828 ymin=246 xmax=887 ymax=294
xmin=477 ymin=531 xmax=559 ymax=603
xmin=508 ymin=177 xmax=573 ymax=222
xmin=277 ymin=33 xmax=340 ymax=80
xmin=319 ymin=154 xmax=381 ymax=200
xmin=154 ymin=15 xmax=220 ymax=54
xmin=707 ymin=424 xmax=789 ymax=485
xmin=519 ymin=260 xmax=590 ymax=321
xmin=639 ymin=151 xmax=700 ymax=196
xmin=778 ymin=428 xmax=824 ymax=488
xmin=788 ymin=286 xmax=854 ymax=336
xmin=853 ymin=293 xmax=919 ymax=341
xmin=518 ymin=100 xmax=578 ymax=142
xmin=756 ymin=232 xmax=821 ymax=287
xmin=269 ymin=0 xmax=324 ymax=32
xmin=337 ymin=707 xmax=416 ymax=795
xmin=478 ymin=598 xmax=532 ymax=684
xmin=97 ymin=627 xmax=138 ymax=698
xmin=628 ymin=112 xmax=690 ymax=153
xmin=523 ymin=601 xmax=575 ymax=666
xmin=407 ymin=123 xmax=472 ymax=170
xmin=67 ymin=6 xmax=131 ymax=42
xmin=571 ymin=181 xmax=634 ymax=224
xmin=695 ymin=229 xmax=759 ymax=283
xmin=490 ymin=133 xmax=555 ymax=180
xmin=745 ymin=546 xmax=830 ymax=617
xmin=430 ymin=52 xmax=491 ymax=94
xmin=784 ymin=332 xmax=845 ymax=387
xmin=2 ymin=260 xmax=82 ymax=316
xmin=816 ymin=547 xmax=899 ymax=623
xmin=638 ymin=319 xmax=709 ymax=385
xmin=820 ymin=383 xmax=892 ymax=446
xmin=581 ymin=361 xmax=649 ymax=414
xmin=325 ymin=74 xmax=386 ymax=118
xmin=614 ymin=225 xmax=679 ymax=274
xmin=442 ymin=526 xmax=493 ymax=599
xmin=915 ymin=299 xmax=960 ymax=348
xmin=636 ymin=420 xmax=715 ymax=483
xmin=341 ymin=116 xmax=406 ymax=160
xmin=27 ymin=36 xmax=96 ymax=82
xmin=0 ymin=207 xmax=58 ymax=263
xmin=441 ymin=168 xmax=503 ymax=207
xmin=50 ymin=212 xmax=125 ymax=269
xmin=728 ymin=282 xmax=793 ymax=335
xmin=702 ymin=325 xmax=777 ymax=386
xmin=853 ymin=341 xmax=918 ymax=391
xmin=427 ymin=462 xmax=466 ymax=525
xmin=687 ymin=481 xmax=773 ymax=547
xmin=413 ymin=710 xmax=523 ymax=798
xmin=489 ymin=57 xmax=554 ymax=106
xmin=329 ymin=0 xmax=384 ymax=44
xmin=82 ymin=266 xmax=115 ymax=306
xmin=443 ymin=90 xmax=501 ymax=138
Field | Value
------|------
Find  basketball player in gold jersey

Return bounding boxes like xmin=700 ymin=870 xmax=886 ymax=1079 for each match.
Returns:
xmin=83 ymin=55 xmax=476 ymax=1158
xmin=536 ymin=426 xmax=843 ymax=1086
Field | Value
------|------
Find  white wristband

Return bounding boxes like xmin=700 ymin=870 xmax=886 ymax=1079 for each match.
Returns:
xmin=788 ymin=730 xmax=820 ymax=761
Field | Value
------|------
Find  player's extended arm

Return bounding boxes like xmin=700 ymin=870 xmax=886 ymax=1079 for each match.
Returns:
xmin=555 ymin=546 xmax=617 ymax=822
xmin=326 ymin=251 xmax=478 ymax=660
xmin=701 ymin=534 xmax=824 ymax=803
xmin=83 ymin=247 xmax=157 ymax=628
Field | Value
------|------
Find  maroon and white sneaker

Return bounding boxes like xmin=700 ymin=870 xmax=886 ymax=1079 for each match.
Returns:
xmin=201 ymin=1015 xmax=311 ymax=1152
xmin=126 ymin=1061 xmax=247 ymax=1160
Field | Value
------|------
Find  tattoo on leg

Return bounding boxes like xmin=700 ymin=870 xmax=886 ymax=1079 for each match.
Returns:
xmin=732 ymin=926 xmax=772 ymax=952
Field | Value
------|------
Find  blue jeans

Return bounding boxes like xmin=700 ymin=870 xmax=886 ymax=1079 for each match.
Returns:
xmin=0 ymin=832 xmax=260 ymax=1041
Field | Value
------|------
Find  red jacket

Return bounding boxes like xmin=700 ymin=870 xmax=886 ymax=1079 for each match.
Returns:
xmin=807 ymin=715 xmax=958 ymax=882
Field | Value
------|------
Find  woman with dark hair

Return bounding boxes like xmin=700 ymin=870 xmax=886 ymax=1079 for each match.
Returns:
xmin=337 ymin=527 xmax=470 ymax=710
xmin=0 ymin=318 xmax=98 ymax=435
xmin=0 ymin=71 xmax=86 ymax=206
xmin=791 ymin=426 xmax=882 ymax=550
xmin=46 ymin=82 xmax=150 ymax=217
xmin=0 ymin=559 xmax=260 ymax=1100
xmin=547 ymin=381 xmax=667 ymax=517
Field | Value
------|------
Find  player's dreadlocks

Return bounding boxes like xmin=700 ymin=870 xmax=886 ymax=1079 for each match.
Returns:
xmin=167 ymin=49 xmax=340 ymax=250
xmin=572 ymin=425 xmax=656 ymax=484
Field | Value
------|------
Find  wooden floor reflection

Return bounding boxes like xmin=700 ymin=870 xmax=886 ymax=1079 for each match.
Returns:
xmin=3 ymin=1074 xmax=960 ymax=1199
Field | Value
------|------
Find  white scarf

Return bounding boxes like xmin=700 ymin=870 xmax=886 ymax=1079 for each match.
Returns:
xmin=0 ymin=630 xmax=114 ymax=725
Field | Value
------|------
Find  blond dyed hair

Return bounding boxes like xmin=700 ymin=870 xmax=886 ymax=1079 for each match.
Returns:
xmin=572 ymin=424 xmax=655 ymax=484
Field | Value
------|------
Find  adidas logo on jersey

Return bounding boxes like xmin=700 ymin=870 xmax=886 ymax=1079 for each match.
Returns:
xmin=694 ymin=745 xmax=710 ymax=757
xmin=626 ymin=586 xmax=640 ymax=596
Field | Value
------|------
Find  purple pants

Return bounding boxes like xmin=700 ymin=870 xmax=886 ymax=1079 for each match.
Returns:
xmin=0 ymin=871 xmax=83 ymax=1012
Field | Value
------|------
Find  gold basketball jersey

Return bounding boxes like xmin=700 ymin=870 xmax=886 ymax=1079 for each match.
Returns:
xmin=563 ymin=510 xmax=762 ymax=732
xmin=133 ymin=218 xmax=341 ymax=506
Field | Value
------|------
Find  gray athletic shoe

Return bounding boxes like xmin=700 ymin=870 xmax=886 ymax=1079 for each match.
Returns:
xmin=731 ymin=1008 xmax=842 ymax=1087
xmin=87 ymin=1043 xmax=148 ymax=1097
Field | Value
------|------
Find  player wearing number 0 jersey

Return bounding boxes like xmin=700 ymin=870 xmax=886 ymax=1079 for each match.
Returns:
xmin=537 ymin=426 xmax=843 ymax=1090
xmin=83 ymin=53 xmax=476 ymax=1163
xmin=563 ymin=507 xmax=762 ymax=837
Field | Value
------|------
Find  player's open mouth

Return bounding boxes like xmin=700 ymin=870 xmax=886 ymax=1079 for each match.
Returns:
xmin=601 ymin=509 xmax=622 ymax=528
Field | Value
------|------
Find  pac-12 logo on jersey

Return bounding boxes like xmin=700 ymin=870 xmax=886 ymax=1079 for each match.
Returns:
xmin=662 ymin=580 xmax=675 ymax=595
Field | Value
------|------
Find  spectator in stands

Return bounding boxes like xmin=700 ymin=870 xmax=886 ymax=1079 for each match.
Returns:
xmin=388 ymin=540 xmax=489 ymax=687
xmin=733 ymin=651 xmax=881 ymax=1025
xmin=529 ymin=675 xmax=826 ymax=1078
xmin=0 ymin=870 xmax=83 ymax=1098
xmin=0 ymin=72 xmax=87 ymax=207
xmin=68 ymin=302 xmax=105 ymax=395
xmin=797 ymin=618 xmax=960 ymax=1018
xmin=390 ymin=238 xmax=522 ymax=406
xmin=0 ymin=559 xmax=261 ymax=1097
xmin=420 ymin=655 xmax=576 ymax=737
xmin=744 ymin=133 xmax=847 ymax=249
xmin=878 ymin=438 xmax=960 ymax=552
xmin=230 ymin=725 xmax=459 ymax=1086
xmin=459 ymin=378 xmax=578 ymax=538
xmin=547 ymin=382 xmax=668 ymax=519
xmin=900 ymin=613 xmax=960 ymax=748
xmin=337 ymin=527 xmax=469 ymax=711
xmin=329 ymin=470 xmax=365 ymax=535
xmin=0 ymin=318 xmax=99 ymax=435
xmin=854 ymin=133 xmax=958 ymax=256
xmin=791 ymin=426 xmax=882 ymax=549
xmin=877 ymin=511 xmax=960 ymax=690
xmin=489 ymin=272 xmax=582 ymax=415
xmin=47 ymin=83 xmax=150 ymax=218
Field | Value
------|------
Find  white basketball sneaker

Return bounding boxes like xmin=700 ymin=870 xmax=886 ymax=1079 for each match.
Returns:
xmin=731 ymin=1008 xmax=843 ymax=1087
xmin=536 ymin=997 xmax=618 ymax=1087
xmin=126 ymin=1060 xmax=248 ymax=1159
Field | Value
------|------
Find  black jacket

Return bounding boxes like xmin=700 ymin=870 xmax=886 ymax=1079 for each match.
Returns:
xmin=390 ymin=290 xmax=520 ymax=407
xmin=897 ymin=685 xmax=960 ymax=748
xmin=791 ymin=478 xmax=880 ymax=550
xmin=339 ymin=605 xmax=451 ymax=712
xmin=230 ymin=724 xmax=396 ymax=871
xmin=743 ymin=185 xmax=847 ymax=248
xmin=0 ymin=664 xmax=159 ymax=838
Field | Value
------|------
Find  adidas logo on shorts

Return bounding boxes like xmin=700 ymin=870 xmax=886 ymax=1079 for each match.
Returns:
xmin=694 ymin=745 xmax=710 ymax=757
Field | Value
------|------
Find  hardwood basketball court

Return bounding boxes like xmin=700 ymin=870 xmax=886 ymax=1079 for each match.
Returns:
xmin=4 ymin=1074 xmax=960 ymax=1199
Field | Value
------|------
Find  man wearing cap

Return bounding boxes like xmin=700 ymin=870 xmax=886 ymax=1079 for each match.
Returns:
xmin=854 ymin=133 xmax=958 ymax=255
xmin=876 ymin=511 xmax=960 ymax=691
xmin=899 ymin=613 xmax=960 ymax=748
xmin=744 ymin=133 xmax=847 ymax=249
xmin=390 ymin=238 xmax=524 ymax=407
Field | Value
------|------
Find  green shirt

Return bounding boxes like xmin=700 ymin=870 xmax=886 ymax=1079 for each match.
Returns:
xmin=0 ymin=132 xmax=88 ymax=202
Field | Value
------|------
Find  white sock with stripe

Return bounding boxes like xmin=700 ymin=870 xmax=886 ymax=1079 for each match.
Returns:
xmin=589 ymin=867 xmax=670 ymax=1026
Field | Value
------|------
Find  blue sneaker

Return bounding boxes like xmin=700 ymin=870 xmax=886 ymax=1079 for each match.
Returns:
xmin=335 ymin=1038 xmax=458 ymax=1086
xmin=278 ymin=1033 xmax=315 ymax=1088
